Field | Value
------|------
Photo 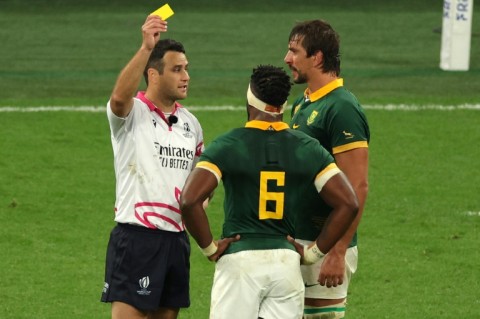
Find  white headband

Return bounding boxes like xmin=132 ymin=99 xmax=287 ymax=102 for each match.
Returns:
xmin=247 ymin=84 xmax=287 ymax=114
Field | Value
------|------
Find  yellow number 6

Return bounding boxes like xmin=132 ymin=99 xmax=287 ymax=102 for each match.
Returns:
xmin=259 ymin=171 xmax=285 ymax=220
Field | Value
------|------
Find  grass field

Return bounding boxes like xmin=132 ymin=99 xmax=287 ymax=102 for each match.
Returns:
xmin=1 ymin=0 xmax=479 ymax=318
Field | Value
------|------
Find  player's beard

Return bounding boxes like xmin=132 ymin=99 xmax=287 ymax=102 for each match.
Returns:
xmin=293 ymin=71 xmax=308 ymax=84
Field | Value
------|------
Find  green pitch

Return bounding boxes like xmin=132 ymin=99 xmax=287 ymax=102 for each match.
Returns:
xmin=1 ymin=0 xmax=479 ymax=318
xmin=1 ymin=0 xmax=479 ymax=106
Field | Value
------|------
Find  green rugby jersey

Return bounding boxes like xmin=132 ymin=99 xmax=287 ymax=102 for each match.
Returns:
xmin=290 ymin=78 xmax=370 ymax=245
xmin=197 ymin=120 xmax=336 ymax=255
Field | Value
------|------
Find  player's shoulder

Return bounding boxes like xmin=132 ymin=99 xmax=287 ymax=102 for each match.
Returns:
xmin=285 ymin=128 xmax=330 ymax=156
xmin=328 ymin=87 xmax=366 ymax=114
xmin=329 ymin=87 xmax=360 ymax=105
xmin=286 ymin=128 xmax=321 ymax=145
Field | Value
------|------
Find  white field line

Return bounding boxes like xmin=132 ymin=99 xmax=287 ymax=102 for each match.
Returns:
xmin=0 ymin=104 xmax=480 ymax=113
xmin=465 ymin=211 xmax=480 ymax=217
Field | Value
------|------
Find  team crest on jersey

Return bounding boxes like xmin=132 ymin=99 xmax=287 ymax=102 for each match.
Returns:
xmin=307 ymin=110 xmax=318 ymax=125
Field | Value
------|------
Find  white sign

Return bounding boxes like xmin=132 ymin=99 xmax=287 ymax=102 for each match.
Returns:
xmin=440 ymin=0 xmax=474 ymax=71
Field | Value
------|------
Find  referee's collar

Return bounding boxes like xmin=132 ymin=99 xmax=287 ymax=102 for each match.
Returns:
xmin=245 ymin=120 xmax=289 ymax=131
xmin=136 ymin=91 xmax=183 ymax=114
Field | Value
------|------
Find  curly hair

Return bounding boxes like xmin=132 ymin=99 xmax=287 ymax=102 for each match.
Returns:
xmin=250 ymin=65 xmax=292 ymax=107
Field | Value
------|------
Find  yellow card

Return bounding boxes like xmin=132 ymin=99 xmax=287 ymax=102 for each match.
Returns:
xmin=151 ymin=4 xmax=174 ymax=20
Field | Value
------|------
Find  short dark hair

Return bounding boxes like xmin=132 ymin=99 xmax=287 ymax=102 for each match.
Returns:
xmin=250 ymin=65 xmax=292 ymax=107
xmin=143 ymin=39 xmax=186 ymax=84
xmin=288 ymin=20 xmax=341 ymax=76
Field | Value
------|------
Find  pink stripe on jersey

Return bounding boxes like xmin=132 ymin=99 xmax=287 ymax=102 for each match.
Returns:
xmin=134 ymin=201 xmax=183 ymax=231
xmin=135 ymin=202 xmax=181 ymax=214
xmin=135 ymin=211 xmax=183 ymax=231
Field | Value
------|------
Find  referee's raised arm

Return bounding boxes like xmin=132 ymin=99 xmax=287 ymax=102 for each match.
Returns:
xmin=109 ymin=15 xmax=167 ymax=117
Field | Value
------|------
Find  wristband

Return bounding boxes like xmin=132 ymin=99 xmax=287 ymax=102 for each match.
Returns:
xmin=201 ymin=241 xmax=218 ymax=257
xmin=303 ymin=242 xmax=325 ymax=265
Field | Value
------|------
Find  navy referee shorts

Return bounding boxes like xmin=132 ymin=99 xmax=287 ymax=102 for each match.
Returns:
xmin=101 ymin=223 xmax=190 ymax=311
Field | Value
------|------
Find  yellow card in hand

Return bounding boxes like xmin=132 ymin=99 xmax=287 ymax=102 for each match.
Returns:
xmin=151 ymin=4 xmax=174 ymax=20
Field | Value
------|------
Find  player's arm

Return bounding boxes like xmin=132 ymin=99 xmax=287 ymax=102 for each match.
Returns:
xmin=109 ymin=15 xmax=167 ymax=117
xmin=181 ymin=167 xmax=239 ymax=261
xmin=314 ymin=171 xmax=359 ymax=254
xmin=181 ymin=168 xmax=217 ymax=248
xmin=191 ymin=148 xmax=214 ymax=209
xmin=289 ymin=169 xmax=358 ymax=264
xmin=331 ymin=147 xmax=368 ymax=253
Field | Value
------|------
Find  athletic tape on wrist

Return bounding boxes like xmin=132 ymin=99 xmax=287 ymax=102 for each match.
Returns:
xmin=201 ymin=241 xmax=218 ymax=257
xmin=303 ymin=242 xmax=325 ymax=265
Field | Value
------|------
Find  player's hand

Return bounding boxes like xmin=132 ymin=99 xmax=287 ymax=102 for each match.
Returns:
xmin=318 ymin=250 xmax=345 ymax=288
xmin=208 ymin=235 xmax=241 ymax=262
xmin=287 ymin=235 xmax=306 ymax=262
xmin=141 ymin=15 xmax=168 ymax=50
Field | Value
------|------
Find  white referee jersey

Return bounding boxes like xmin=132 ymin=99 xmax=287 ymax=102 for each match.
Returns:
xmin=107 ymin=91 xmax=204 ymax=232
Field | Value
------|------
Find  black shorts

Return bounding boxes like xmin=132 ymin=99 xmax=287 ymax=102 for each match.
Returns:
xmin=101 ymin=223 xmax=190 ymax=311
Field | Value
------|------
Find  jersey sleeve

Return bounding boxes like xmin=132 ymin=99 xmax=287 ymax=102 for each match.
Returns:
xmin=314 ymin=163 xmax=341 ymax=192
xmin=106 ymin=99 xmax=140 ymax=140
xmin=196 ymin=133 xmax=230 ymax=180
xmin=307 ymin=137 xmax=339 ymax=191
xmin=196 ymin=161 xmax=222 ymax=182
xmin=326 ymin=99 xmax=370 ymax=154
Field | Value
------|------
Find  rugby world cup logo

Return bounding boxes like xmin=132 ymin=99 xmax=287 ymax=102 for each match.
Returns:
xmin=183 ymin=122 xmax=193 ymax=138
xmin=137 ymin=276 xmax=152 ymax=296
